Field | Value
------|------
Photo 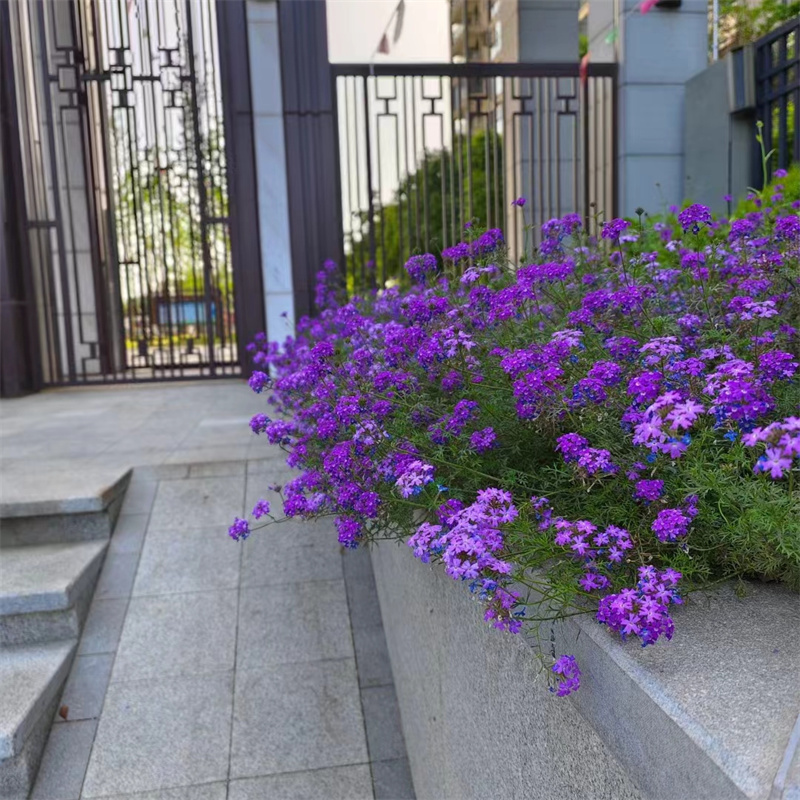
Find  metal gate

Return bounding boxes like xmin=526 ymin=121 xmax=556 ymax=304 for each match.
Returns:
xmin=754 ymin=17 xmax=799 ymax=180
xmin=334 ymin=63 xmax=618 ymax=293
xmin=3 ymin=0 xmax=239 ymax=385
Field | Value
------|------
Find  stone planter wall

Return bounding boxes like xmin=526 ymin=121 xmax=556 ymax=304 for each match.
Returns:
xmin=370 ymin=541 xmax=800 ymax=800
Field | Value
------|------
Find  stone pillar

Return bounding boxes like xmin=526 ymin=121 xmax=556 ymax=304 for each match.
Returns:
xmin=245 ymin=0 xmax=295 ymax=345
xmin=518 ymin=0 xmax=580 ymax=62
xmin=608 ymin=0 xmax=708 ymax=216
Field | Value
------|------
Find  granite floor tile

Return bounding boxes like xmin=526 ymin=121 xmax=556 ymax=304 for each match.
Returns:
xmin=228 ymin=765 xmax=374 ymax=800
xmin=78 ymin=597 xmax=128 ymax=655
xmin=81 ymin=673 xmax=233 ymax=797
xmin=361 ymin=686 xmax=407 ymax=762
xmin=109 ymin=514 xmax=149 ymax=555
xmin=118 ymin=481 xmax=158 ymax=516
xmin=345 ymin=574 xmax=384 ymax=630
xmin=84 ymin=784 xmax=227 ymax=800
xmin=112 ymin=590 xmax=237 ymax=681
xmin=352 ymin=624 xmax=394 ymax=688
xmin=237 ymin=580 xmax=352 ymax=669
xmin=94 ymin=551 xmax=139 ymax=600
xmin=132 ymin=527 xmax=240 ymax=596
xmin=147 ymin=476 xmax=244 ymax=529
xmin=57 ymin=653 xmax=114 ymax=721
xmin=230 ymin=660 xmax=367 ymax=778
xmin=188 ymin=461 xmax=246 ymax=478
xmin=163 ymin=445 xmax=251 ymax=465
xmin=31 ymin=719 xmax=97 ymax=800
xmin=240 ymin=530 xmax=342 ymax=588
xmin=371 ymin=758 xmax=416 ymax=800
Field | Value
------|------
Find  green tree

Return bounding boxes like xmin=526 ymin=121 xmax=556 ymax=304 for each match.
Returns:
xmin=348 ymin=128 xmax=505 ymax=289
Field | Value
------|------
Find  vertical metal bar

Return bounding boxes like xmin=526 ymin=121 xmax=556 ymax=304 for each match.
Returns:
xmin=611 ymin=72 xmax=619 ymax=218
xmin=185 ymin=0 xmax=216 ymax=373
xmin=582 ymin=77 xmax=590 ymax=228
xmin=362 ymin=74 xmax=376 ymax=287
xmin=466 ymin=82 xmax=473 ymax=221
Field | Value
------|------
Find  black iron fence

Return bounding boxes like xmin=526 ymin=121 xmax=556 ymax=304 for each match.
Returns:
xmin=333 ymin=62 xmax=618 ymax=293
xmin=1 ymin=0 xmax=241 ymax=387
xmin=755 ymin=17 xmax=799 ymax=178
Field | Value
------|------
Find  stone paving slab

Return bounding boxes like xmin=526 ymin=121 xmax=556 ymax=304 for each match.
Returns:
xmin=131 ymin=527 xmax=241 ymax=596
xmin=230 ymin=659 xmax=368 ymax=778
xmin=228 ymin=765 xmax=374 ymax=799
xmin=81 ymin=673 xmax=234 ymax=797
xmin=237 ymin=580 xmax=353 ymax=668
xmin=111 ymin=590 xmax=238 ymax=682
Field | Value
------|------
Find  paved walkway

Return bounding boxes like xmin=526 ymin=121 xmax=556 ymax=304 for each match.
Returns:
xmin=1 ymin=382 xmax=413 ymax=799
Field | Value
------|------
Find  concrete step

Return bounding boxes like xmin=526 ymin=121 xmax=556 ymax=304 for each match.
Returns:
xmin=0 ymin=468 xmax=131 ymax=546
xmin=0 ymin=640 xmax=76 ymax=799
xmin=0 ymin=541 xmax=108 ymax=646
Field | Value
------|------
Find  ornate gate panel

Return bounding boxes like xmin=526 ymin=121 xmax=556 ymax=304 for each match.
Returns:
xmin=5 ymin=0 xmax=239 ymax=384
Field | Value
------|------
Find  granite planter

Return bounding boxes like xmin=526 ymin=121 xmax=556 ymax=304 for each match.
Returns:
xmin=370 ymin=540 xmax=800 ymax=800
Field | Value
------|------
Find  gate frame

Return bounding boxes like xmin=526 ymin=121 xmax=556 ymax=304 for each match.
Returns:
xmin=0 ymin=0 xmax=263 ymax=395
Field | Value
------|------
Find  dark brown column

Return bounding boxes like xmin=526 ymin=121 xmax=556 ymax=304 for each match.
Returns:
xmin=278 ymin=0 xmax=343 ymax=320
xmin=217 ymin=0 xmax=266 ymax=363
xmin=0 ymin=1 xmax=40 ymax=397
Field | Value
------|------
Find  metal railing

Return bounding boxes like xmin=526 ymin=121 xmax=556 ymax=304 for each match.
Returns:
xmin=755 ymin=17 xmax=800 ymax=180
xmin=332 ymin=62 xmax=618 ymax=293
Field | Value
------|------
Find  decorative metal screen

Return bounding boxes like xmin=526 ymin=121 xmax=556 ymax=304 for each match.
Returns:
xmin=6 ymin=0 xmax=238 ymax=384
xmin=755 ymin=17 xmax=800 ymax=182
xmin=333 ymin=63 xmax=617 ymax=293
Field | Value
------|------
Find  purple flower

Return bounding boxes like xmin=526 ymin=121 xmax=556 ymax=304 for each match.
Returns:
xmin=395 ymin=460 xmax=435 ymax=497
xmin=248 ymin=371 xmax=269 ymax=393
xmin=404 ymin=253 xmax=438 ymax=283
xmin=634 ymin=479 xmax=664 ymax=503
xmin=511 ymin=196 xmax=527 ymax=207
xmin=601 ymin=218 xmax=630 ymax=240
xmin=678 ymin=204 xmax=712 ymax=233
xmin=551 ymin=655 xmax=581 ymax=696
xmin=250 ymin=414 xmax=269 ymax=434
xmin=470 ymin=427 xmax=497 ymax=453
xmin=652 ymin=508 xmax=691 ymax=542
xmin=252 ymin=500 xmax=271 ymax=519
xmin=228 ymin=517 xmax=251 ymax=542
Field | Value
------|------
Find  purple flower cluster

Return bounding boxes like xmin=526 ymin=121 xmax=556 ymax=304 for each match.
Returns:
xmin=601 ymin=218 xmax=629 ymax=240
xmin=596 ymin=566 xmax=682 ymax=646
xmin=551 ymin=655 xmax=581 ymax=697
xmin=407 ymin=489 xmax=522 ymax=631
xmin=404 ymin=253 xmax=438 ymax=283
xmin=555 ymin=433 xmax=618 ymax=476
xmin=633 ymin=479 xmax=664 ymax=503
xmin=744 ymin=416 xmax=800 ymax=478
xmin=232 ymin=192 xmax=800 ymax=697
xmin=678 ymin=203 xmax=712 ymax=233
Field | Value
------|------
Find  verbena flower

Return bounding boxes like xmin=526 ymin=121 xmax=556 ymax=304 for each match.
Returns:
xmin=551 ymin=655 xmax=581 ymax=696
xmin=678 ymin=203 xmax=712 ymax=233
xmin=238 ymin=192 xmax=800 ymax=698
